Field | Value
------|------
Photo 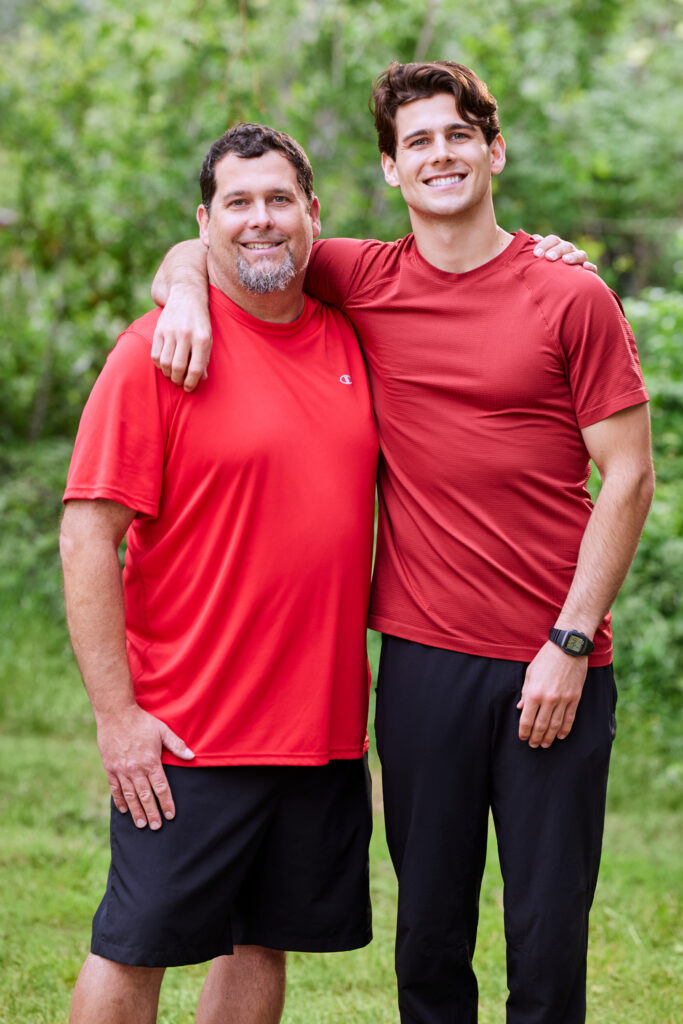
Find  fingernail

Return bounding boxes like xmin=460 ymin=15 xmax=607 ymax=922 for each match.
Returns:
xmin=136 ymin=818 xmax=146 ymax=828
xmin=117 ymin=805 xmax=127 ymax=814
xmin=547 ymin=252 xmax=558 ymax=260
xmin=164 ymin=811 xmax=174 ymax=820
xmin=150 ymin=821 xmax=161 ymax=830
xmin=534 ymin=247 xmax=543 ymax=257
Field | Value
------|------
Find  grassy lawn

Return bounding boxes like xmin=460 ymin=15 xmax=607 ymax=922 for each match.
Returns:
xmin=0 ymin=617 xmax=680 ymax=1024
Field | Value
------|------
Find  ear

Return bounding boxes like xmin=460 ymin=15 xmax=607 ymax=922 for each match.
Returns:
xmin=309 ymin=195 xmax=322 ymax=239
xmin=197 ymin=205 xmax=210 ymax=247
xmin=490 ymin=134 xmax=506 ymax=176
xmin=381 ymin=152 xmax=401 ymax=188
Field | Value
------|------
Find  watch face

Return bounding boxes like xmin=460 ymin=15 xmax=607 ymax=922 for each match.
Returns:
xmin=566 ymin=634 xmax=585 ymax=654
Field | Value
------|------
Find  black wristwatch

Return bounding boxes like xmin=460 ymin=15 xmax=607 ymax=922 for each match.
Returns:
xmin=549 ymin=628 xmax=595 ymax=658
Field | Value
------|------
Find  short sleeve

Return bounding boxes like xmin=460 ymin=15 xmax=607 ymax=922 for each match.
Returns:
xmin=305 ymin=238 xmax=369 ymax=307
xmin=64 ymin=329 xmax=174 ymax=516
xmin=537 ymin=271 xmax=649 ymax=429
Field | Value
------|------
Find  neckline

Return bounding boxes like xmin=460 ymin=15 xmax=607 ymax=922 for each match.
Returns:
xmin=407 ymin=229 xmax=530 ymax=283
xmin=209 ymin=285 xmax=317 ymax=336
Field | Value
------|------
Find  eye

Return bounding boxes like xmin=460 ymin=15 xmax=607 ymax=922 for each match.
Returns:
xmin=271 ymin=195 xmax=290 ymax=204
xmin=409 ymin=137 xmax=428 ymax=147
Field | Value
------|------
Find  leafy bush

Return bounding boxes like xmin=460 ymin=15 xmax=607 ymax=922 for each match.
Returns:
xmin=612 ymin=291 xmax=683 ymax=725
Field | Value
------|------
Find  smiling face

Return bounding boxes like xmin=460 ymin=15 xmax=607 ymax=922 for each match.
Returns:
xmin=197 ymin=149 xmax=321 ymax=300
xmin=381 ymin=92 xmax=506 ymax=224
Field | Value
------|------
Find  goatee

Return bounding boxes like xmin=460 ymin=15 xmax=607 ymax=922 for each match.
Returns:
xmin=236 ymin=248 xmax=297 ymax=294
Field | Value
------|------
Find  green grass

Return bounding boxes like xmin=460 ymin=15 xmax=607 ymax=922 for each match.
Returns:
xmin=0 ymin=615 xmax=681 ymax=1024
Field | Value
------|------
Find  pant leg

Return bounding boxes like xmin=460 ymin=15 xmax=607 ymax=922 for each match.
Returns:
xmin=490 ymin=665 xmax=617 ymax=1024
xmin=375 ymin=636 xmax=495 ymax=1024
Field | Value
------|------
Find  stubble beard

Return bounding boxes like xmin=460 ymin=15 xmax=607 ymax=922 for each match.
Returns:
xmin=235 ymin=247 xmax=298 ymax=294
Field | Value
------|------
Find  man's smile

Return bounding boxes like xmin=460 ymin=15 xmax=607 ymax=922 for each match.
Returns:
xmin=422 ymin=173 xmax=466 ymax=187
xmin=240 ymin=240 xmax=286 ymax=251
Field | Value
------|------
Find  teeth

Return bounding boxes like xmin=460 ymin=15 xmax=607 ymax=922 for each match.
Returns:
xmin=426 ymin=175 xmax=464 ymax=186
xmin=243 ymin=241 xmax=280 ymax=249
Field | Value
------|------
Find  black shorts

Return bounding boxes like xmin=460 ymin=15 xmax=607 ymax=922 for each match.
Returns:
xmin=91 ymin=759 xmax=372 ymax=967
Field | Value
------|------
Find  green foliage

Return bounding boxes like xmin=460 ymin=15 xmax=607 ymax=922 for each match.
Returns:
xmin=612 ymin=291 xmax=683 ymax=733
xmin=1 ymin=0 xmax=681 ymax=441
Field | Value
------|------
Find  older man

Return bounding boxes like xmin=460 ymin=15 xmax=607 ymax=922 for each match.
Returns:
xmin=61 ymin=123 xmax=378 ymax=1024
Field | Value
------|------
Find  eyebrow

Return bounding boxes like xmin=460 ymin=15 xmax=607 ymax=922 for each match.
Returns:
xmin=401 ymin=121 xmax=473 ymax=144
xmin=218 ymin=185 xmax=299 ymax=202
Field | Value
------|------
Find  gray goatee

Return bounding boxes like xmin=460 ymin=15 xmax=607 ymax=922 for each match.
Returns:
xmin=236 ymin=247 xmax=297 ymax=294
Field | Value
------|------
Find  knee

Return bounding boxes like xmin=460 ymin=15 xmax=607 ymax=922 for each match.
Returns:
xmin=233 ymin=944 xmax=286 ymax=968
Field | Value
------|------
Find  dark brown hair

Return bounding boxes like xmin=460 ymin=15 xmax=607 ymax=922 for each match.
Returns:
xmin=200 ymin=123 xmax=314 ymax=214
xmin=370 ymin=61 xmax=501 ymax=158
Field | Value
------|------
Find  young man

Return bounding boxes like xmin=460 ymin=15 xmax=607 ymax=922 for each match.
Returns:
xmin=60 ymin=123 xmax=378 ymax=1024
xmin=151 ymin=62 xmax=654 ymax=1024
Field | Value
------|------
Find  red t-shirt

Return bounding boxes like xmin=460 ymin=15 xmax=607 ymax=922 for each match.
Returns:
xmin=306 ymin=231 xmax=648 ymax=665
xmin=64 ymin=287 xmax=378 ymax=765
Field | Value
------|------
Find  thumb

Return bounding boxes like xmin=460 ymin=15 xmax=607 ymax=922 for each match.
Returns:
xmin=160 ymin=725 xmax=195 ymax=760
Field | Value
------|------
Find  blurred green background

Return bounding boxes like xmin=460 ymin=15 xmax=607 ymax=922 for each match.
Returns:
xmin=0 ymin=1 xmax=681 ymax=1021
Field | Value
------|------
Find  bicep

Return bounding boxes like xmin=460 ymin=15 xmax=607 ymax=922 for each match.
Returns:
xmin=581 ymin=403 xmax=653 ymax=478
xmin=61 ymin=499 xmax=137 ymax=552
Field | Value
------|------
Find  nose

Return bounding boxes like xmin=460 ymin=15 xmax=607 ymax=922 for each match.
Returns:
xmin=430 ymin=133 xmax=452 ymax=163
xmin=247 ymin=199 xmax=274 ymax=230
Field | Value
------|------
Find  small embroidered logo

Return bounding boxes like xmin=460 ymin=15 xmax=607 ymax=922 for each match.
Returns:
xmin=339 ymin=375 xmax=352 ymax=385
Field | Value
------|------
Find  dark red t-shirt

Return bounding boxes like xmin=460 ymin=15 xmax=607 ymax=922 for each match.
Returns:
xmin=64 ymin=288 xmax=378 ymax=765
xmin=306 ymin=231 xmax=648 ymax=664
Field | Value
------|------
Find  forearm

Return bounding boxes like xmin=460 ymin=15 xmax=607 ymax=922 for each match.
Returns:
xmin=151 ymin=239 xmax=208 ymax=307
xmin=555 ymin=468 xmax=654 ymax=636
xmin=61 ymin=530 xmax=136 ymax=721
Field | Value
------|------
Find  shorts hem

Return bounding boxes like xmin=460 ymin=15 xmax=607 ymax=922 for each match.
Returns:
xmin=233 ymin=927 xmax=373 ymax=953
xmin=91 ymin=936 xmax=233 ymax=969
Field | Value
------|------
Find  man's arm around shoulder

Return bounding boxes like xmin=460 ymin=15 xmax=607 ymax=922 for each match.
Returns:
xmin=518 ymin=403 xmax=654 ymax=749
xmin=151 ymin=239 xmax=211 ymax=392
xmin=60 ymin=499 xmax=194 ymax=828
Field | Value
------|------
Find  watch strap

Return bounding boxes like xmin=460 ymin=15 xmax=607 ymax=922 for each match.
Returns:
xmin=549 ymin=627 xmax=595 ymax=657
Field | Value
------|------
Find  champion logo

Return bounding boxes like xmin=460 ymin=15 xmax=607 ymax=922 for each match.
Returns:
xmin=339 ymin=374 xmax=353 ymax=385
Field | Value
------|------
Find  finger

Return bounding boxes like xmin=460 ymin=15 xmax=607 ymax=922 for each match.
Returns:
xmin=584 ymin=261 xmax=598 ymax=274
xmin=518 ymin=698 xmax=540 ymax=741
xmin=148 ymin=765 xmax=176 ymax=822
xmin=151 ymin=326 xmax=164 ymax=366
xmin=560 ymin=249 xmax=587 ymax=265
xmin=183 ymin=351 xmax=210 ymax=393
xmin=556 ymin=699 xmax=579 ymax=740
xmin=119 ymin=776 xmax=151 ymax=829
xmin=131 ymin=771 xmax=164 ymax=830
xmin=157 ymin=335 xmax=178 ymax=378
xmin=160 ymin=724 xmax=195 ymax=761
xmin=548 ymin=240 xmax=577 ymax=258
xmin=106 ymin=772 xmax=130 ymax=815
xmin=528 ymin=706 xmax=554 ymax=747
xmin=170 ymin=340 xmax=192 ymax=386
xmin=533 ymin=235 xmax=561 ymax=257
xmin=530 ymin=233 xmax=542 ymax=242
xmin=539 ymin=703 xmax=567 ymax=748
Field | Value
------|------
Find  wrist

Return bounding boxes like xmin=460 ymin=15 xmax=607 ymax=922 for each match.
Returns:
xmin=93 ymin=698 xmax=139 ymax=725
xmin=167 ymin=279 xmax=207 ymax=301
xmin=548 ymin=627 xmax=594 ymax=658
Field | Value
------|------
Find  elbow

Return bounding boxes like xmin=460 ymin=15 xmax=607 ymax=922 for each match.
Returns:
xmin=59 ymin=511 xmax=79 ymax=572
xmin=631 ymin=460 xmax=656 ymax=517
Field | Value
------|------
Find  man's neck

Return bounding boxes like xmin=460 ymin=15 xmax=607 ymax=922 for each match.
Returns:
xmin=410 ymin=205 xmax=513 ymax=274
xmin=208 ymin=267 xmax=306 ymax=324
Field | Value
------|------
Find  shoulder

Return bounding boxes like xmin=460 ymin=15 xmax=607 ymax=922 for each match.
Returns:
xmin=311 ymin=235 xmax=411 ymax=275
xmin=107 ymin=308 xmax=162 ymax=363
xmin=511 ymin=236 xmax=627 ymax=325
xmin=92 ymin=308 xmax=176 ymax=405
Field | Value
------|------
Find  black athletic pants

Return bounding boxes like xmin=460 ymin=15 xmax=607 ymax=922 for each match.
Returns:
xmin=375 ymin=635 xmax=617 ymax=1024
